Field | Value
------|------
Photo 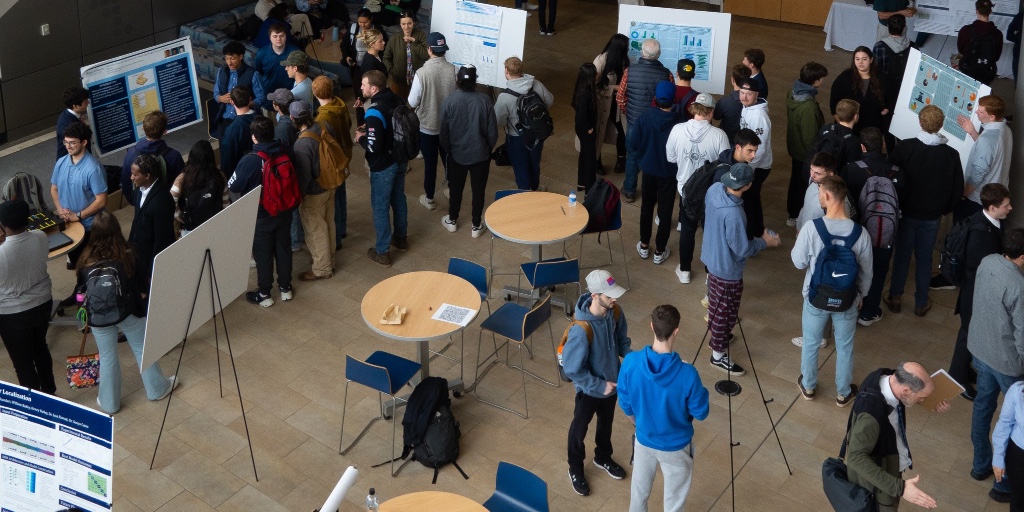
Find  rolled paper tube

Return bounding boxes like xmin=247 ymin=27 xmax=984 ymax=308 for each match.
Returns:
xmin=319 ymin=466 xmax=358 ymax=512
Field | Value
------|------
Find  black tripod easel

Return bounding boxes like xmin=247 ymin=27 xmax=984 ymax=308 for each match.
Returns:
xmin=692 ymin=301 xmax=792 ymax=511
xmin=150 ymin=248 xmax=258 ymax=481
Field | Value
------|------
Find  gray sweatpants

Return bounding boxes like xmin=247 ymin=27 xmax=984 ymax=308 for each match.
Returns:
xmin=630 ymin=439 xmax=694 ymax=512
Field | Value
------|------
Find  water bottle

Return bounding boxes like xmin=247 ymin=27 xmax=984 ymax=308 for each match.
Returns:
xmin=568 ymin=191 xmax=577 ymax=207
xmin=365 ymin=488 xmax=379 ymax=511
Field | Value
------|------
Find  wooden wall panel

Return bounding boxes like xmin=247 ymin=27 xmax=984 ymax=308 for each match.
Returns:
xmin=723 ymin=0 xmax=783 ymax=21
xmin=781 ymin=0 xmax=832 ymax=26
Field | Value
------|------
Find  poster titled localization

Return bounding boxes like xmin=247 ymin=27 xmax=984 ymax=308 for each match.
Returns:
xmin=81 ymin=37 xmax=203 ymax=156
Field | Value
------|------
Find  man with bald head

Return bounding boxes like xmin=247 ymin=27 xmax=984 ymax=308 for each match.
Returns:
xmin=844 ymin=362 xmax=949 ymax=510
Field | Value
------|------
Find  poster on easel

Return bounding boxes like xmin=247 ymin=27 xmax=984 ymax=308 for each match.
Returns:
xmin=0 ymin=381 xmax=113 ymax=512
xmin=891 ymin=48 xmax=990 ymax=169
xmin=80 ymin=37 xmax=203 ymax=156
xmin=617 ymin=5 xmax=731 ymax=95
xmin=914 ymin=0 xmax=1017 ymax=36
xmin=431 ymin=0 xmax=527 ymax=88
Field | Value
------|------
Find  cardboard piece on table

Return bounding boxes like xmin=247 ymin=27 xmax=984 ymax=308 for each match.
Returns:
xmin=380 ymin=304 xmax=407 ymax=325
xmin=921 ymin=368 xmax=964 ymax=412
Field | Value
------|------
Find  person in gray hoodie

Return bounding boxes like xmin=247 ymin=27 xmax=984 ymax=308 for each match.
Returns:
xmin=439 ymin=65 xmax=498 ymax=237
xmin=873 ymin=14 xmax=911 ymax=151
xmin=495 ymin=56 xmax=554 ymax=191
xmin=701 ymin=164 xmax=781 ymax=376
xmin=563 ymin=269 xmax=632 ymax=497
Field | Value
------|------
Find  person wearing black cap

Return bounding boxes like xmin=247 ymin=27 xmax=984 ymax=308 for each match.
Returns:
xmin=668 ymin=58 xmax=699 ymax=121
xmin=439 ymin=65 xmax=498 ymax=238
xmin=0 ymin=199 xmax=56 ymax=394
xmin=409 ymin=32 xmax=457 ymax=211
xmin=630 ymin=80 xmax=679 ymax=266
xmin=737 ymin=77 xmax=773 ymax=240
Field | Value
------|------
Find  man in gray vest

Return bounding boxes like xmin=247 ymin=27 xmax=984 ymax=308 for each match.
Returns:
xmin=409 ymin=32 xmax=457 ymax=211
xmin=615 ymin=38 xmax=673 ymax=202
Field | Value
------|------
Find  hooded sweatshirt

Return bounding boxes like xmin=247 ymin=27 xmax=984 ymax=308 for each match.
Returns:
xmin=889 ymin=131 xmax=964 ymax=220
xmin=562 ymin=294 xmax=632 ymax=398
xmin=617 ymin=346 xmax=709 ymax=451
xmin=785 ymin=81 xmax=823 ymax=162
xmin=739 ymin=98 xmax=772 ymax=169
xmin=494 ymin=74 xmax=554 ymax=135
xmin=701 ymin=182 xmax=767 ymax=280
xmin=627 ymin=106 xmax=678 ymax=177
xmin=315 ymin=97 xmax=354 ymax=160
xmin=228 ymin=140 xmax=285 ymax=218
xmin=667 ymin=119 xmax=730 ymax=196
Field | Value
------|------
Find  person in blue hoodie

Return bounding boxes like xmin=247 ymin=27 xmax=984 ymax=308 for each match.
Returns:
xmin=701 ymin=163 xmax=781 ymax=376
xmin=629 ymin=80 xmax=680 ymax=266
xmin=119 ymin=111 xmax=185 ymax=206
xmin=618 ymin=304 xmax=709 ymax=512
xmin=563 ymin=269 xmax=632 ymax=497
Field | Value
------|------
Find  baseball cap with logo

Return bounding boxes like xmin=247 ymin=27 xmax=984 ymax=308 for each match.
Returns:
xmin=280 ymin=50 xmax=309 ymax=67
xmin=694 ymin=92 xmax=715 ymax=109
xmin=288 ymin=99 xmax=311 ymax=118
xmin=586 ymin=270 xmax=627 ymax=299
xmin=427 ymin=32 xmax=449 ymax=53
xmin=458 ymin=65 xmax=477 ymax=82
xmin=721 ymin=163 xmax=754 ymax=190
xmin=678 ymin=58 xmax=696 ymax=80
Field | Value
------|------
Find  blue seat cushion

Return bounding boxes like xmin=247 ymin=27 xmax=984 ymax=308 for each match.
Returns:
xmin=480 ymin=302 xmax=530 ymax=342
xmin=365 ymin=351 xmax=421 ymax=394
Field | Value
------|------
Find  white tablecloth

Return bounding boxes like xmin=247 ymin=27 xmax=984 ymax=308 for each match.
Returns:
xmin=823 ymin=0 xmax=1013 ymax=77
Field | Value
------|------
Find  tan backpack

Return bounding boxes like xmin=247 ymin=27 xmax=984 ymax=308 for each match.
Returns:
xmin=298 ymin=121 xmax=350 ymax=190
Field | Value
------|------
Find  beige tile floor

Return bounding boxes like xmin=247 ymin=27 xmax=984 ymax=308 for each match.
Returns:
xmin=1 ymin=1 xmax=1014 ymax=510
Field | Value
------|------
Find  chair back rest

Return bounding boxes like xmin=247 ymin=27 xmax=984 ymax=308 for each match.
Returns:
xmin=345 ymin=355 xmax=393 ymax=395
xmin=522 ymin=294 xmax=553 ymax=338
xmin=493 ymin=461 xmax=550 ymax=512
xmin=448 ymin=257 xmax=488 ymax=298
xmin=495 ymin=189 xmax=529 ymax=201
xmin=531 ymin=259 xmax=580 ymax=289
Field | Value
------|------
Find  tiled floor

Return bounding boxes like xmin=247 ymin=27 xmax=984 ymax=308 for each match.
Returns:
xmin=0 ymin=1 xmax=1014 ymax=510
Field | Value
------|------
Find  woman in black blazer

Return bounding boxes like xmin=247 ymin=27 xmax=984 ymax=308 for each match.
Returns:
xmin=830 ymin=46 xmax=888 ymax=135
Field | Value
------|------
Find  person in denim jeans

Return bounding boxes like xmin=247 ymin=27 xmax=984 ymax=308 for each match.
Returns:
xmin=357 ymin=70 xmax=408 ymax=266
xmin=967 ymin=231 xmax=1024 ymax=504
xmin=792 ymin=176 xmax=872 ymax=406
xmin=494 ymin=57 xmax=553 ymax=192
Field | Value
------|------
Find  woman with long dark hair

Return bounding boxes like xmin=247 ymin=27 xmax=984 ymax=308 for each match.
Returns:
xmin=594 ymin=34 xmax=630 ymax=173
xmin=77 ymin=212 xmax=174 ymax=414
xmin=573 ymin=63 xmax=599 ymax=192
xmin=171 ymin=140 xmax=228 ymax=236
xmin=830 ymin=46 xmax=888 ymax=134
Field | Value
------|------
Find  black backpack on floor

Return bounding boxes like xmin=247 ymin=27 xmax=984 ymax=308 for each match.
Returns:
xmin=388 ymin=377 xmax=469 ymax=483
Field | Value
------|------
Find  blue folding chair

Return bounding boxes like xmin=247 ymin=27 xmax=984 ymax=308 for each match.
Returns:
xmin=483 ymin=461 xmax=550 ymax=512
xmin=448 ymin=257 xmax=491 ymax=314
xmin=518 ymin=258 xmax=580 ymax=316
xmin=339 ymin=351 xmax=421 ymax=476
xmin=577 ymin=198 xmax=631 ymax=290
xmin=471 ymin=294 xmax=558 ymax=418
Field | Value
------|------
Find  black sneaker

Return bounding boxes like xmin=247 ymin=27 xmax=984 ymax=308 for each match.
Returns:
xmin=971 ymin=467 xmax=993 ymax=480
xmin=593 ymin=459 xmax=626 ymax=479
xmin=568 ymin=467 xmax=590 ymax=496
xmin=837 ymin=384 xmax=858 ymax=407
xmin=930 ymin=274 xmax=956 ymax=290
xmin=245 ymin=290 xmax=274 ymax=308
xmin=797 ymin=374 xmax=815 ymax=401
xmin=710 ymin=354 xmax=745 ymax=376
xmin=990 ymin=488 xmax=1012 ymax=503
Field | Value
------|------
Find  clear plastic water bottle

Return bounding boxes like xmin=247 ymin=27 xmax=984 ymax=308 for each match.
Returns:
xmin=568 ymin=191 xmax=577 ymax=207
xmin=366 ymin=488 xmax=379 ymax=511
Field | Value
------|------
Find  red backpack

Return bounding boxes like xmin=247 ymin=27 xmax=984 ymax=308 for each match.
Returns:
xmin=257 ymin=151 xmax=300 ymax=216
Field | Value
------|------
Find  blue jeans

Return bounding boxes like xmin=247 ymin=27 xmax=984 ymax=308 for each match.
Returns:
xmin=420 ymin=132 xmax=447 ymax=200
xmin=334 ymin=183 xmax=347 ymax=245
xmin=506 ymin=134 xmax=543 ymax=191
xmin=800 ymin=299 xmax=857 ymax=397
xmin=888 ymin=217 xmax=939 ymax=308
xmin=370 ymin=162 xmax=408 ymax=254
xmin=623 ymin=120 xmax=639 ymax=195
xmin=972 ymin=358 xmax=1021 ymax=494
xmin=860 ymin=245 xmax=893 ymax=320
xmin=94 ymin=314 xmax=171 ymax=414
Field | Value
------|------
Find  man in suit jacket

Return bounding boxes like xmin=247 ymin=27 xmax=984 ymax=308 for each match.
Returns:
xmin=126 ymin=153 xmax=176 ymax=288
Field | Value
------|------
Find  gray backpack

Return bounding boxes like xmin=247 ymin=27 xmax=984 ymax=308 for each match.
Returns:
xmin=2 ymin=172 xmax=49 ymax=214
xmin=856 ymin=161 xmax=900 ymax=248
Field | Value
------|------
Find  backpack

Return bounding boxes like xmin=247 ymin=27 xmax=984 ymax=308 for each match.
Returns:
xmin=807 ymin=218 xmax=863 ymax=312
xmin=680 ymin=160 xmax=726 ymax=223
xmin=298 ymin=122 xmax=351 ymax=190
xmin=257 ymin=151 xmax=301 ymax=216
xmin=556 ymin=304 xmax=622 ymax=382
xmin=671 ymin=88 xmax=699 ymax=122
xmin=2 ymin=172 xmax=49 ymax=214
xmin=812 ymin=123 xmax=852 ymax=164
xmin=396 ymin=377 xmax=468 ymax=484
xmin=179 ymin=179 xmax=223 ymax=231
xmin=939 ymin=213 xmax=976 ymax=286
xmin=365 ymin=105 xmax=421 ymax=161
xmin=504 ymin=88 xmax=554 ymax=149
xmin=855 ymin=161 xmax=900 ymax=248
xmin=960 ymin=31 xmax=1000 ymax=84
xmin=81 ymin=261 xmax=132 ymax=328
xmin=582 ymin=179 xmax=620 ymax=233
xmin=154 ymin=145 xmax=172 ymax=182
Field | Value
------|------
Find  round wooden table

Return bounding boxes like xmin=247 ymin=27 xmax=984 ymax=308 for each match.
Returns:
xmin=485 ymin=191 xmax=589 ymax=249
xmin=47 ymin=221 xmax=85 ymax=260
xmin=379 ymin=491 xmax=487 ymax=512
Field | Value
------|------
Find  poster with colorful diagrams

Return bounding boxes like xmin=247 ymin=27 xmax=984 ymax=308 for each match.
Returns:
xmin=627 ymin=21 xmax=713 ymax=82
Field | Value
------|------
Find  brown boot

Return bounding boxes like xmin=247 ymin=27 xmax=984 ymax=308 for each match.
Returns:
xmin=367 ymin=248 xmax=392 ymax=266
xmin=299 ymin=271 xmax=330 ymax=281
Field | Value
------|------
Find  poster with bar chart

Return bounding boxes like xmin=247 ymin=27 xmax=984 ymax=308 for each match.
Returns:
xmin=0 ymin=381 xmax=112 ymax=512
xmin=627 ymin=22 xmax=713 ymax=82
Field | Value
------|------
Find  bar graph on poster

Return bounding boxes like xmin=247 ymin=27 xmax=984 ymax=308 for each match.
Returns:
xmin=627 ymin=22 xmax=713 ymax=82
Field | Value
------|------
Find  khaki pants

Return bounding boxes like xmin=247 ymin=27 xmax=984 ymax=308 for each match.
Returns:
xmin=299 ymin=190 xmax=336 ymax=277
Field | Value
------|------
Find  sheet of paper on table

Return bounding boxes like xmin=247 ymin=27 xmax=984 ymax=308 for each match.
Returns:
xmin=920 ymin=368 xmax=965 ymax=411
xmin=431 ymin=303 xmax=477 ymax=327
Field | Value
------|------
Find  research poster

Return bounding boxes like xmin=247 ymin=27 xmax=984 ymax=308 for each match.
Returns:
xmin=0 ymin=381 xmax=113 ymax=512
xmin=627 ymin=22 xmax=714 ymax=82
xmin=81 ymin=37 xmax=202 ymax=156
xmin=915 ymin=0 xmax=1017 ymax=36
xmin=450 ymin=1 xmax=502 ymax=84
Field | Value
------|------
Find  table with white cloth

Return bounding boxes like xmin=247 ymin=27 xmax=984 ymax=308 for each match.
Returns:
xmin=823 ymin=0 xmax=1014 ymax=78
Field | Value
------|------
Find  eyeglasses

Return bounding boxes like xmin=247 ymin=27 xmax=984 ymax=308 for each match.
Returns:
xmin=62 ymin=140 xmax=82 ymax=147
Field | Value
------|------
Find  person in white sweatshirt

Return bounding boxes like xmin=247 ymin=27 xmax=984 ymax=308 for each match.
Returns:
xmin=737 ymin=78 xmax=773 ymax=240
xmin=666 ymin=93 xmax=729 ymax=284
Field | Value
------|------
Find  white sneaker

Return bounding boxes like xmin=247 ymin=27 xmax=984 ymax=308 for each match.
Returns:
xmin=677 ymin=222 xmax=682 ymax=232
xmin=700 ymin=296 xmax=709 ymax=309
xmin=442 ymin=215 xmax=457 ymax=232
xmin=655 ymin=216 xmax=660 ymax=226
xmin=675 ymin=265 xmax=691 ymax=284
xmin=786 ymin=217 xmax=796 ymax=227
xmin=525 ymin=2 xmax=538 ymax=9
xmin=414 ymin=152 xmax=423 ymax=160
xmin=419 ymin=194 xmax=436 ymax=210
xmin=636 ymin=242 xmax=649 ymax=259
xmin=279 ymin=287 xmax=294 ymax=301
xmin=791 ymin=336 xmax=829 ymax=349
xmin=250 ymin=259 xmax=256 ymax=268
xmin=443 ymin=188 xmax=450 ymax=199
xmin=471 ymin=224 xmax=486 ymax=238
xmin=653 ymin=248 xmax=671 ymax=265
xmin=153 ymin=375 xmax=179 ymax=401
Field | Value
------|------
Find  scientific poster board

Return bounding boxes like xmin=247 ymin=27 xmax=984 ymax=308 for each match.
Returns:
xmin=0 ymin=381 xmax=113 ymax=511
xmin=431 ymin=0 xmax=527 ymax=88
xmin=618 ymin=5 xmax=732 ymax=95
xmin=140 ymin=187 xmax=260 ymax=371
xmin=915 ymin=0 xmax=1017 ymax=36
xmin=80 ymin=37 xmax=203 ymax=156
xmin=891 ymin=48 xmax=990 ymax=170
